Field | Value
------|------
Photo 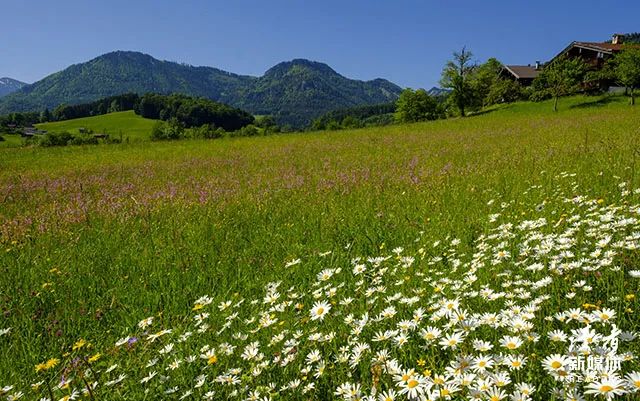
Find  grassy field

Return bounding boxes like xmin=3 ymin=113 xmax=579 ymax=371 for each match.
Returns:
xmin=0 ymin=133 xmax=26 ymax=148
xmin=34 ymin=110 xmax=157 ymax=142
xmin=1 ymin=94 xmax=640 ymax=400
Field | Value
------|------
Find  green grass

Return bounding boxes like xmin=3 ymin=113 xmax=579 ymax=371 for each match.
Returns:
xmin=0 ymin=133 xmax=25 ymax=148
xmin=35 ymin=110 xmax=157 ymax=142
xmin=1 ymin=94 xmax=640 ymax=400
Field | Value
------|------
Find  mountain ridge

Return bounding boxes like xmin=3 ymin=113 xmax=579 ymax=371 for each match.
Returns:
xmin=0 ymin=51 xmax=402 ymax=127
xmin=0 ymin=77 xmax=28 ymax=98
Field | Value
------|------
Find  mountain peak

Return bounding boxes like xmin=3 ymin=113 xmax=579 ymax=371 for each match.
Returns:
xmin=0 ymin=77 xmax=27 ymax=98
xmin=92 ymin=50 xmax=160 ymax=65
xmin=264 ymin=59 xmax=338 ymax=77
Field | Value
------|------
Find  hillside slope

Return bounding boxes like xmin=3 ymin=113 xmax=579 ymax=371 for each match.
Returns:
xmin=36 ymin=110 xmax=157 ymax=141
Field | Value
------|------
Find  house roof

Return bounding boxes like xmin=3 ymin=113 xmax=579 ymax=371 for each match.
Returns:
xmin=572 ymin=41 xmax=628 ymax=53
xmin=503 ymin=65 xmax=541 ymax=80
xmin=551 ymin=41 xmax=640 ymax=63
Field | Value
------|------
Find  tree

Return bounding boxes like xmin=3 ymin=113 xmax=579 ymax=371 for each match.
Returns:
xmin=532 ymin=56 xmax=587 ymax=111
xmin=40 ymin=108 xmax=52 ymax=123
xmin=440 ymin=47 xmax=477 ymax=117
xmin=471 ymin=58 xmax=503 ymax=107
xmin=613 ymin=48 xmax=640 ymax=105
xmin=394 ymin=89 xmax=439 ymax=123
xmin=341 ymin=115 xmax=361 ymax=129
xmin=485 ymin=78 xmax=524 ymax=105
xmin=149 ymin=118 xmax=185 ymax=141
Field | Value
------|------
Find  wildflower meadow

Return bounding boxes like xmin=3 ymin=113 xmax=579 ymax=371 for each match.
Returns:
xmin=1 ymin=96 xmax=640 ymax=400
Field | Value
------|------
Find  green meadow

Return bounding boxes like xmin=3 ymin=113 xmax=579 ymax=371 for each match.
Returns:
xmin=34 ymin=110 xmax=157 ymax=142
xmin=1 ymin=95 xmax=640 ymax=400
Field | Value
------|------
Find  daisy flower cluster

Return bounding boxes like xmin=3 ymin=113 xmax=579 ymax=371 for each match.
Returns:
xmin=2 ymin=177 xmax=640 ymax=401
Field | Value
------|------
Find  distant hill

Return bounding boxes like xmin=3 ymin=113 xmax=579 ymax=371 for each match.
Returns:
xmin=36 ymin=110 xmax=157 ymax=141
xmin=427 ymin=87 xmax=452 ymax=97
xmin=0 ymin=77 xmax=27 ymax=98
xmin=233 ymin=59 xmax=402 ymax=127
xmin=0 ymin=51 xmax=402 ymax=127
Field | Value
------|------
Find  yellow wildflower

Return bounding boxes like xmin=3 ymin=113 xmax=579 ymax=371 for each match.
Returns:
xmin=73 ymin=339 xmax=87 ymax=351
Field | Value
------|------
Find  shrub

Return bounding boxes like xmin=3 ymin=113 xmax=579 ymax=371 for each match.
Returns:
xmin=0 ymin=135 xmax=4 ymax=142
xmin=234 ymin=124 xmax=259 ymax=137
xmin=39 ymin=131 xmax=74 ymax=147
xmin=191 ymin=124 xmax=225 ymax=140
xmin=150 ymin=119 xmax=185 ymax=141
xmin=69 ymin=135 xmax=99 ymax=146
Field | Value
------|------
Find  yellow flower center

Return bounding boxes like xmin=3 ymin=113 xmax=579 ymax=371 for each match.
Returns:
xmin=491 ymin=396 xmax=500 ymax=401
xmin=600 ymin=385 xmax=613 ymax=392
xmin=316 ymin=307 xmax=324 ymax=315
xmin=551 ymin=361 xmax=562 ymax=369
xmin=207 ymin=355 xmax=217 ymax=365
xmin=478 ymin=361 xmax=487 ymax=367
xmin=506 ymin=342 xmax=517 ymax=349
xmin=441 ymin=389 xmax=450 ymax=396
xmin=512 ymin=361 xmax=522 ymax=367
xmin=407 ymin=379 xmax=419 ymax=388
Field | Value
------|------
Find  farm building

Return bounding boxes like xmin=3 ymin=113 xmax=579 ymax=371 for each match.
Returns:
xmin=500 ymin=63 xmax=542 ymax=86
xmin=502 ymin=34 xmax=638 ymax=89
xmin=550 ymin=34 xmax=631 ymax=67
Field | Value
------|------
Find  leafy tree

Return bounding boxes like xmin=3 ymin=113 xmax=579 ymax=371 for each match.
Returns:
xmin=613 ymin=48 xmax=640 ymax=105
xmin=40 ymin=108 xmax=52 ymax=123
xmin=532 ymin=56 xmax=587 ymax=111
xmin=485 ymin=79 xmax=524 ymax=105
xmin=394 ymin=89 xmax=439 ymax=123
xmin=440 ymin=47 xmax=477 ymax=117
xmin=622 ymin=33 xmax=640 ymax=44
xmin=326 ymin=120 xmax=341 ymax=131
xmin=150 ymin=118 xmax=185 ymax=141
xmin=471 ymin=58 xmax=502 ymax=107
xmin=234 ymin=124 xmax=259 ymax=137
xmin=255 ymin=116 xmax=280 ymax=133
xmin=341 ymin=115 xmax=361 ymax=129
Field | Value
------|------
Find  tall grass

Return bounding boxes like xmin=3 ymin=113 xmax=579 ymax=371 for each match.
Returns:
xmin=0 ymin=95 xmax=639 ymax=400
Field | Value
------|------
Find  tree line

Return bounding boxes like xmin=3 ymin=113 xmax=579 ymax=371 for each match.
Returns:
xmin=0 ymin=93 xmax=256 ymax=132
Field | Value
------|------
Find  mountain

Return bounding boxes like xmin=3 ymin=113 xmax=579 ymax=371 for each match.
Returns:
xmin=0 ymin=51 xmax=402 ymax=127
xmin=427 ymin=87 xmax=451 ymax=97
xmin=232 ymin=59 xmax=401 ymax=127
xmin=0 ymin=77 xmax=27 ymax=98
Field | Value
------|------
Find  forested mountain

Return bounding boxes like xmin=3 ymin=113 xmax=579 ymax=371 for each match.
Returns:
xmin=0 ymin=77 xmax=27 ymax=98
xmin=232 ymin=59 xmax=402 ymax=127
xmin=0 ymin=52 xmax=402 ymax=127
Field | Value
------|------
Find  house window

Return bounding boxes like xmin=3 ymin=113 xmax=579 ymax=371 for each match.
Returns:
xmin=597 ymin=52 xmax=604 ymax=59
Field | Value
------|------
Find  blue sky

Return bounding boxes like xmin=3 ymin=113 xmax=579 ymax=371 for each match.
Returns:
xmin=2 ymin=0 xmax=638 ymax=88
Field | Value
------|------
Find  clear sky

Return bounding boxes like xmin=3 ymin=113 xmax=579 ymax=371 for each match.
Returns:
xmin=2 ymin=0 xmax=638 ymax=88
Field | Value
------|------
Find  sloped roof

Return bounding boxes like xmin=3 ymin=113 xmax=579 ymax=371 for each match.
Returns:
xmin=551 ymin=41 xmax=640 ymax=63
xmin=572 ymin=42 xmax=629 ymax=53
xmin=503 ymin=65 xmax=541 ymax=80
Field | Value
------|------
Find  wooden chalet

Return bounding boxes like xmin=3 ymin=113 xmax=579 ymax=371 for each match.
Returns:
xmin=551 ymin=34 xmax=632 ymax=68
